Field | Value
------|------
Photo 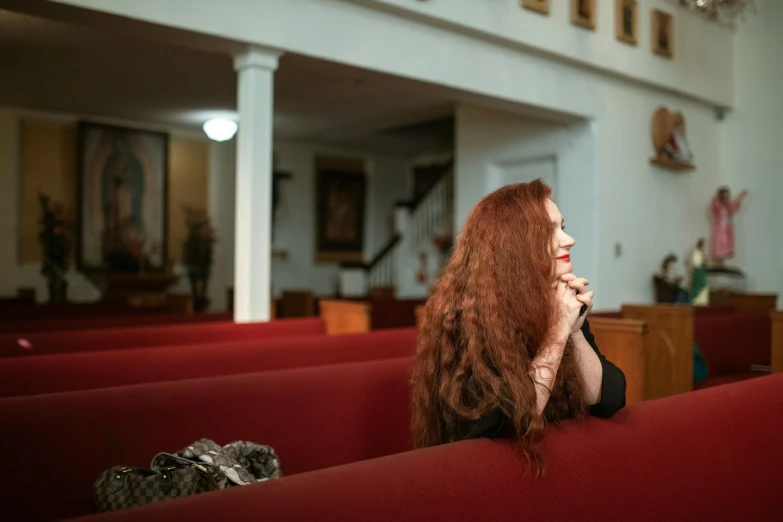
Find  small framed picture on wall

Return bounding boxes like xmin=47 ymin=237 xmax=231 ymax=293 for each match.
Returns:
xmin=616 ymin=0 xmax=638 ymax=45
xmin=652 ymin=9 xmax=674 ymax=58
xmin=571 ymin=0 xmax=596 ymax=30
xmin=521 ymin=0 xmax=549 ymax=16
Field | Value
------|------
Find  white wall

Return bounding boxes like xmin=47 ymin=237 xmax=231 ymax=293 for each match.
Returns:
xmin=366 ymin=153 xmax=410 ymax=257
xmin=207 ymin=139 xmax=411 ymax=308
xmin=207 ymin=139 xmax=236 ymax=311
xmin=0 ymin=107 xmax=411 ymax=305
xmin=723 ymin=0 xmax=783 ymax=307
xmin=41 ymin=0 xmax=780 ymax=308
xmin=50 ymin=0 xmax=733 ymax=108
xmin=457 ymin=86 xmax=725 ymax=310
xmin=365 ymin=0 xmax=733 ymax=107
xmin=592 ymin=85 xmax=725 ymax=308
xmin=455 ymin=106 xmax=600 ymax=301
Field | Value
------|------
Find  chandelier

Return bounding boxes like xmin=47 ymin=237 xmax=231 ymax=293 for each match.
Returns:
xmin=677 ymin=0 xmax=755 ymax=26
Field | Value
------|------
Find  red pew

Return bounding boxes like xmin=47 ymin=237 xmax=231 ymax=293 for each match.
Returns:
xmin=0 ymin=312 xmax=232 ymax=335
xmin=0 ymin=317 xmax=325 ymax=358
xmin=694 ymin=313 xmax=771 ymax=389
xmin=72 ymin=374 xmax=783 ymax=522
xmin=0 ymin=358 xmax=412 ymax=522
xmin=0 ymin=328 xmax=417 ymax=398
xmin=0 ymin=302 xmax=172 ymax=321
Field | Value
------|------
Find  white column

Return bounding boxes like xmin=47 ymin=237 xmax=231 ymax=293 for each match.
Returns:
xmin=233 ymin=47 xmax=281 ymax=323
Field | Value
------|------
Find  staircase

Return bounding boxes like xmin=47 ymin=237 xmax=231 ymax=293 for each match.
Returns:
xmin=339 ymin=160 xmax=454 ymax=298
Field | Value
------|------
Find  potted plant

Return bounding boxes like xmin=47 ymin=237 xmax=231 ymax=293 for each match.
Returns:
xmin=38 ymin=193 xmax=72 ymax=302
xmin=182 ymin=207 xmax=216 ymax=313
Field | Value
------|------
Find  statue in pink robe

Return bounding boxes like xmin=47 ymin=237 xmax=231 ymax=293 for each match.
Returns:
xmin=711 ymin=187 xmax=748 ymax=267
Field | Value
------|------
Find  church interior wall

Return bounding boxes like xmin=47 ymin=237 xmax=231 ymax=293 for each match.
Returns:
xmin=0 ymin=106 xmax=418 ymax=306
xmin=722 ymin=0 xmax=783 ymax=308
xmin=3 ymin=0 xmax=780 ymax=309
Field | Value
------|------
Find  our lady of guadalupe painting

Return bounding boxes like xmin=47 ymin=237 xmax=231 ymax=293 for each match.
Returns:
xmin=77 ymin=122 xmax=168 ymax=272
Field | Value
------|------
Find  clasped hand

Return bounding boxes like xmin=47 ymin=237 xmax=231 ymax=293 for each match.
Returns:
xmin=552 ymin=273 xmax=594 ymax=340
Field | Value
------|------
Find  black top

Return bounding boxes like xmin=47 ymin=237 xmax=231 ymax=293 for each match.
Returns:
xmin=460 ymin=319 xmax=626 ymax=441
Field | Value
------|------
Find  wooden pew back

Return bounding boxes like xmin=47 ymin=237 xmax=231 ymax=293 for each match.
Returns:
xmin=589 ymin=317 xmax=647 ymax=405
xmin=772 ymin=310 xmax=783 ymax=374
xmin=319 ymin=299 xmax=371 ymax=334
xmin=621 ymin=304 xmax=694 ymax=400
xmin=710 ymin=291 xmax=778 ymax=315
xmin=320 ymin=299 xmax=423 ymax=334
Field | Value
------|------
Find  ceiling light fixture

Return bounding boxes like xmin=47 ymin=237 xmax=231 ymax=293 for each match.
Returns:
xmin=203 ymin=118 xmax=238 ymax=142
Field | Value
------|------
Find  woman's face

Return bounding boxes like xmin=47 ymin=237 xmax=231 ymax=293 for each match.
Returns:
xmin=546 ymin=198 xmax=576 ymax=279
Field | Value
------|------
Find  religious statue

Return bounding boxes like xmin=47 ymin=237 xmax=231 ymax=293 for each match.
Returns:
xmin=658 ymin=254 xmax=689 ymax=303
xmin=711 ymin=187 xmax=748 ymax=268
xmin=651 ymin=108 xmax=695 ymax=169
xmin=663 ymin=118 xmax=693 ymax=164
xmin=690 ymin=238 xmax=709 ymax=305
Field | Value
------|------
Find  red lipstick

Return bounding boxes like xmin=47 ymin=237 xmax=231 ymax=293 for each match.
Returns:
xmin=557 ymin=254 xmax=571 ymax=262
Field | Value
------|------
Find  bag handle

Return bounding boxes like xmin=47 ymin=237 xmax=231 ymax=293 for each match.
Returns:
xmin=151 ymin=452 xmax=218 ymax=473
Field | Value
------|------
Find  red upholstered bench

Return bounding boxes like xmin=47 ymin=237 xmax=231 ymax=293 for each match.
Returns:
xmin=694 ymin=313 xmax=771 ymax=389
xmin=0 ymin=302 xmax=171 ymax=322
xmin=72 ymin=374 xmax=783 ymax=522
xmin=0 ymin=328 xmax=417 ymax=398
xmin=0 ymin=358 xmax=412 ymax=522
xmin=0 ymin=317 xmax=326 ymax=358
xmin=0 ymin=312 xmax=232 ymax=335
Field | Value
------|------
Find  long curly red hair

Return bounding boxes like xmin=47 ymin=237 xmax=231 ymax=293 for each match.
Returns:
xmin=411 ymin=180 xmax=587 ymax=473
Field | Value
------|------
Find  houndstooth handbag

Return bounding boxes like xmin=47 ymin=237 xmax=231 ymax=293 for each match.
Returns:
xmin=92 ymin=453 xmax=219 ymax=513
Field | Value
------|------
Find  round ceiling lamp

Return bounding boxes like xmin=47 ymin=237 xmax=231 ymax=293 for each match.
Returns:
xmin=203 ymin=118 xmax=238 ymax=142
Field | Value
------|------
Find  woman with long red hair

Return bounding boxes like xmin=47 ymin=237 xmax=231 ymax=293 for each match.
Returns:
xmin=411 ymin=180 xmax=625 ymax=473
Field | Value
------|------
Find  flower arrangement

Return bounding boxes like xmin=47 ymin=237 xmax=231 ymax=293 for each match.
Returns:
xmin=182 ymin=207 xmax=216 ymax=312
xmin=38 ymin=193 xmax=72 ymax=301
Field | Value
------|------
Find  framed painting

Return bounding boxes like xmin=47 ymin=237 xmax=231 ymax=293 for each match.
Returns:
xmin=571 ymin=0 xmax=596 ymax=30
xmin=521 ymin=0 xmax=549 ymax=16
xmin=76 ymin=121 xmax=169 ymax=272
xmin=652 ymin=9 xmax=673 ymax=59
xmin=315 ymin=156 xmax=367 ymax=264
xmin=616 ymin=0 xmax=638 ymax=45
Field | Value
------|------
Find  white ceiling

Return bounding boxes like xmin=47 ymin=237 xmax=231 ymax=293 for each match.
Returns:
xmin=0 ymin=9 xmax=456 ymax=154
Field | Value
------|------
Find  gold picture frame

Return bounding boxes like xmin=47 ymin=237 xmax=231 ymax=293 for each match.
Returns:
xmin=616 ymin=0 xmax=638 ymax=45
xmin=571 ymin=0 xmax=596 ymax=30
xmin=521 ymin=0 xmax=549 ymax=15
xmin=652 ymin=9 xmax=673 ymax=59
